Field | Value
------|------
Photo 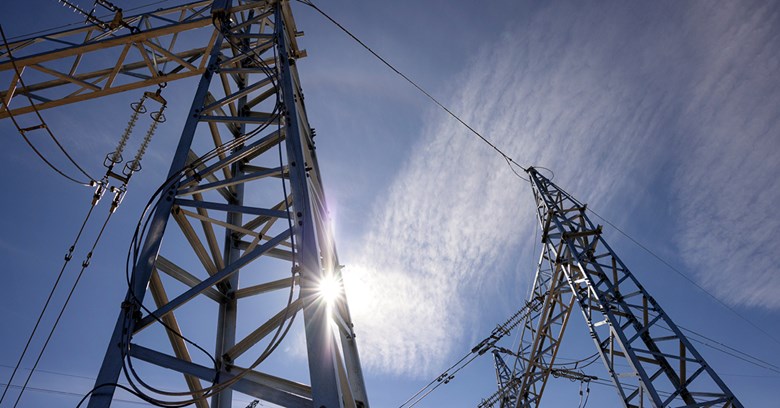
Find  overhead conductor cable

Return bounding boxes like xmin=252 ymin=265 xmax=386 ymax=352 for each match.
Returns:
xmin=0 ymin=25 xmax=95 ymax=186
xmin=7 ymin=86 xmax=168 ymax=407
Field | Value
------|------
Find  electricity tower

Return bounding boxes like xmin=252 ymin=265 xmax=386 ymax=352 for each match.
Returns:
xmin=504 ymin=167 xmax=742 ymax=408
xmin=1 ymin=1 xmax=368 ymax=407
xmin=0 ymin=1 xmax=747 ymax=408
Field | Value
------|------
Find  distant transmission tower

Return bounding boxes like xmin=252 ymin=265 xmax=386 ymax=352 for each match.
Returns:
xmin=506 ymin=167 xmax=742 ymax=408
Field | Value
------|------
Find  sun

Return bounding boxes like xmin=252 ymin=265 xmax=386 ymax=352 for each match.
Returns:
xmin=318 ymin=274 xmax=342 ymax=305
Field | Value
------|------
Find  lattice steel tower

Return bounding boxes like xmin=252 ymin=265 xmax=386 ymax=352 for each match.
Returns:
xmin=0 ymin=1 xmax=746 ymax=407
xmin=1 ymin=1 xmax=369 ymax=407
xmin=507 ymin=167 xmax=742 ymax=408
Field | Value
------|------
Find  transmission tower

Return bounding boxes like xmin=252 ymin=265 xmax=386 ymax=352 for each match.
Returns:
xmin=1 ymin=1 xmax=369 ymax=407
xmin=483 ymin=349 xmax=520 ymax=408
xmin=0 ymin=1 xmax=747 ymax=407
xmin=506 ymin=167 xmax=742 ymax=408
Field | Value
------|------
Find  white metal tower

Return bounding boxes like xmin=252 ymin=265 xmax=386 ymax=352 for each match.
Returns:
xmin=1 ymin=1 xmax=369 ymax=407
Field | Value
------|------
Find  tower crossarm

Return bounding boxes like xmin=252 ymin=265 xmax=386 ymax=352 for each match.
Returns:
xmin=0 ymin=0 xmax=262 ymax=118
xmin=523 ymin=167 xmax=742 ymax=408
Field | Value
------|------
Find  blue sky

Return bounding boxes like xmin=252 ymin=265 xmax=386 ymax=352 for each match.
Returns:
xmin=1 ymin=0 xmax=779 ymax=407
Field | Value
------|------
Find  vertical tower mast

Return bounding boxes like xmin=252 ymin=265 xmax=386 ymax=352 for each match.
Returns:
xmin=491 ymin=349 xmax=520 ymax=408
xmin=511 ymin=167 xmax=741 ymax=408
xmin=89 ymin=1 xmax=368 ymax=407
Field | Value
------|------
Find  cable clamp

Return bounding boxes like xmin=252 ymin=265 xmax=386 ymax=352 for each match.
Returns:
xmin=109 ymin=185 xmax=127 ymax=213
xmin=91 ymin=177 xmax=109 ymax=206
xmin=82 ymin=251 xmax=93 ymax=268
xmin=64 ymin=245 xmax=75 ymax=261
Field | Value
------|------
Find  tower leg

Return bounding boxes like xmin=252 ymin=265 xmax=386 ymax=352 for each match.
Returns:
xmin=88 ymin=28 xmax=226 ymax=408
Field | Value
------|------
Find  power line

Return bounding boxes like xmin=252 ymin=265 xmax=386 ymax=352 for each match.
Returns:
xmin=294 ymin=0 xmax=528 ymax=180
xmin=0 ymin=363 xmax=94 ymax=382
xmin=301 ymin=0 xmax=780 ymax=389
xmin=661 ymin=324 xmax=780 ymax=375
xmin=681 ymin=327 xmax=780 ymax=371
xmin=0 ymin=24 xmax=96 ymax=186
xmin=12 ymin=212 xmax=115 ymax=407
xmin=398 ymin=300 xmax=541 ymax=408
xmin=0 ymin=380 xmax=264 ymax=407
xmin=0 ymin=203 xmax=97 ymax=406
xmin=1 ymin=381 xmax=155 ymax=406
xmin=96 ymin=20 xmax=298 ymax=406
xmin=586 ymin=206 xmax=780 ymax=347
xmin=299 ymin=0 xmax=780 ymax=398
xmin=3 ymin=0 xmax=179 ymax=43
xmin=3 ymin=2 xmax=774 ymax=406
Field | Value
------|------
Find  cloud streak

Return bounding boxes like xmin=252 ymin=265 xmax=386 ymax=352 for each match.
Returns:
xmin=670 ymin=1 xmax=780 ymax=308
xmin=340 ymin=1 xmax=780 ymax=376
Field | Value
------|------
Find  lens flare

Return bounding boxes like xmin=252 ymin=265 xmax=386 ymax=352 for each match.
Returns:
xmin=318 ymin=274 xmax=341 ymax=305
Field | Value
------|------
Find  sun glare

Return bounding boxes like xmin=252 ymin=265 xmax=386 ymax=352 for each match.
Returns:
xmin=318 ymin=274 xmax=341 ymax=305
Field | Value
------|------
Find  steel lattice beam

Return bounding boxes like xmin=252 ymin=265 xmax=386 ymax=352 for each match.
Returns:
xmin=0 ymin=0 xmax=251 ymax=118
xmin=84 ymin=1 xmax=368 ymax=407
xmin=511 ymin=167 xmax=742 ymax=408
xmin=513 ymin=241 xmax=576 ymax=407
xmin=492 ymin=350 xmax=519 ymax=408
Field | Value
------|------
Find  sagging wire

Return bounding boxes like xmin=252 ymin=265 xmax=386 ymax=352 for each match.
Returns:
xmin=530 ymin=168 xmax=780 ymax=348
xmin=658 ymin=324 xmax=780 ymax=375
xmin=93 ymin=11 xmax=298 ymax=406
xmin=577 ymin=379 xmax=591 ymax=408
xmin=8 ymin=86 xmax=168 ymax=406
xmin=551 ymin=352 xmax=600 ymax=371
xmin=476 ymin=348 xmax=597 ymax=408
xmin=117 ymin=152 xmax=293 ymax=404
xmin=117 ymin=142 xmax=294 ymax=407
xmin=0 ymin=24 xmax=96 ymax=186
xmin=6 ymin=2 xmax=286 ymax=406
xmin=291 ymin=5 xmax=775 ymax=399
xmin=5 ymin=77 xmax=169 ymax=406
xmin=10 ymin=210 xmax=117 ymax=408
xmin=399 ymin=298 xmax=544 ymax=408
xmin=294 ymin=0 xmax=529 ymax=180
xmin=0 ymin=202 xmax=97 ymax=406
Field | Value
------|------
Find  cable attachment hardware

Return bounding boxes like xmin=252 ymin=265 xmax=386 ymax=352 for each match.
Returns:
xmin=90 ymin=177 xmax=109 ymax=206
xmin=109 ymin=185 xmax=127 ymax=214
xmin=65 ymin=245 xmax=75 ymax=261
xmin=58 ymin=0 xmax=136 ymax=33
xmin=82 ymin=251 xmax=94 ymax=268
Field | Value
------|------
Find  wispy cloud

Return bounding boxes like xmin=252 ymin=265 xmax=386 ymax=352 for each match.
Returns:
xmin=340 ymin=1 xmax=780 ymax=376
xmin=670 ymin=2 xmax=780 ymax=308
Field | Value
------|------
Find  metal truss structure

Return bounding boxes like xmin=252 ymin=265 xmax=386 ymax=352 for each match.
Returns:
xmin=0 ymin=1 xmax=748 ymax=408
xmin=1 ymin=1 xmax=368 ymax=407
xmin=481 ymin=349 xmax=520 ymax=408
xmin=508 ymin=167 xmax=742 ymax=408
xmin=0 ymin=0 xmax=222 ymax=118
